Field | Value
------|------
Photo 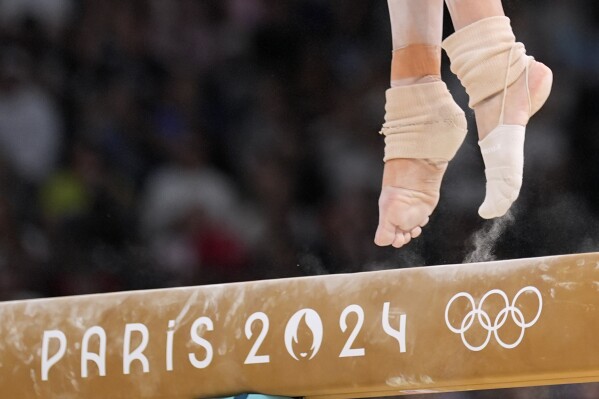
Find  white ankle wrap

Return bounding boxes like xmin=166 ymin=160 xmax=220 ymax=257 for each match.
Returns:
xmin=442 ymin=16 xmax=527 ymax=108
xmin=380 ymin=81 xmax=467 ymax=162
xmin=478 ymin=125 xmax=524 ymax=219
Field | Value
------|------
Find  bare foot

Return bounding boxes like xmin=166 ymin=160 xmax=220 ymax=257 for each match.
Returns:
xmin=374 ymin=158 xmax=446 ymax=248
xmin=376 ymin=78 xmax=466 ymax=246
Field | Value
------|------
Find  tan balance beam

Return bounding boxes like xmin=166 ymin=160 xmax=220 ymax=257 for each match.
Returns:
xmin=1 ymin=252 xmax=599 ymax=398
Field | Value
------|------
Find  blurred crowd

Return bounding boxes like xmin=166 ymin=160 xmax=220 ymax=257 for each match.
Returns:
xmin=0 ymin=0 xmax=406 ymax=298
xmin=1 ymin=1 xmax=599 ymax=396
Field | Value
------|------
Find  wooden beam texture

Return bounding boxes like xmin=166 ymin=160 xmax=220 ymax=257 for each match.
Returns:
xmin=1 ymin=252 xmax=599 ymax=398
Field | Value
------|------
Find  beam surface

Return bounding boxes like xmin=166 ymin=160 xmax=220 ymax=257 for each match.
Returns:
xmin=1 ymin=252 xmax=599 ymax=398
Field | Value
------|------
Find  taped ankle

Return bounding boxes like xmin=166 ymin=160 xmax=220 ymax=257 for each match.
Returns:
xmin=442 ymin=16 xmax=528 ymax=109
xmin=391 ymin=44 xmax=441 ymax=82
xmin=380 ymin=81 xmax=467 ymax=162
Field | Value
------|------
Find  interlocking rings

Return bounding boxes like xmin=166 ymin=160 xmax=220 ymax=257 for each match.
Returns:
xmin=445 ymin=286 xmax=542 ymax=351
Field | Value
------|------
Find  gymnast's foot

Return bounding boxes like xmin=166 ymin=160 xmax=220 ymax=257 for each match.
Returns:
xmin=442 ymin=16 xmax=553 ymax=219
xmin=474 ymin=59 xmax=552 ymax=219
xmin=374 ymin=158 xmax=443 ymax=248
xmin=375 ymin=77 xmax=467 ymax=248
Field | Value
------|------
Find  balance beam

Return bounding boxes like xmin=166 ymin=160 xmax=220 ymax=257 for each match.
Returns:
xmin=2 ymin=252 xmax=599 ymax=398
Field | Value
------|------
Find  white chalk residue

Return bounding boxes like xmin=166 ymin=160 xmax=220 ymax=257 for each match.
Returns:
xmin=386 ymin=374 xmax=434 ymax=387
xmin=174 ymin=290 xmax=200 ymax=329
xmin=464 ymin=210 xmax=515 ymax=263
xmin=556 ymin=282 xmax=580 ymax=290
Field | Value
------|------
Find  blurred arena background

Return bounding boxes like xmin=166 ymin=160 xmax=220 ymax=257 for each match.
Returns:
xmin=0 ymin=0 xmax=598 ymax=397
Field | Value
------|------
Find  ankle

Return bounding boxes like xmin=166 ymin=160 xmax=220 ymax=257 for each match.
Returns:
xmin=391 ymin=44 xmax=441 ymax=87
xmin=475 ymin=60 xmax=551 ymax=140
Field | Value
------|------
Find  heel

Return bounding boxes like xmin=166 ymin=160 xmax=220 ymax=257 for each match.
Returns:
xmin=529 ymin=62 xmax=553 ymax=117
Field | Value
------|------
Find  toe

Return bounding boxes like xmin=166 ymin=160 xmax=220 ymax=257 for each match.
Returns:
xmin=392 ymin=232 xmax=406 ymax=248
xmin=375 ymin=221 xmax=396 ymax=246
xmin=410 ymin=226 xmax=422 ymax=239
xmin=403 ymin=232 xmax=411 ymax=245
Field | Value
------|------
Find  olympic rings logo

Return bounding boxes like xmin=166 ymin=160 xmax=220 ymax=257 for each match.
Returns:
xmin=444 ymin=287 xmax=543 ymax=351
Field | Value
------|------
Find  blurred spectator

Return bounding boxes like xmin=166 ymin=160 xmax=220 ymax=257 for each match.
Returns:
xmin=141 ymin=134 xmax=250 ymax=284
xmin=0 ymin=46 xmax=62 ymax=185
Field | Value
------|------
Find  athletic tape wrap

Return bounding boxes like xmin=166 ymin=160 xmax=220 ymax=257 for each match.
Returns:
xmin=391 ymin=44 xmax=441 ymax=81
xmin=380 ymin=81 xmax=467 ymax=162
xmin=442 ymin=16 xmax=527 ymax=109
xmin=478 ymin=125 xmax=525 ymax=219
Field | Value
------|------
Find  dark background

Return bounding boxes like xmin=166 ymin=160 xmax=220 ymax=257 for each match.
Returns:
xmin=0 ymin=0 xmax=598 ymax=397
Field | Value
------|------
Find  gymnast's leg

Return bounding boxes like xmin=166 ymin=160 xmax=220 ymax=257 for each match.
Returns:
xmin=375 ymin=0 xmax=467 ymax=248
xmin=443 ymin=0 xmax=553 ymax=218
